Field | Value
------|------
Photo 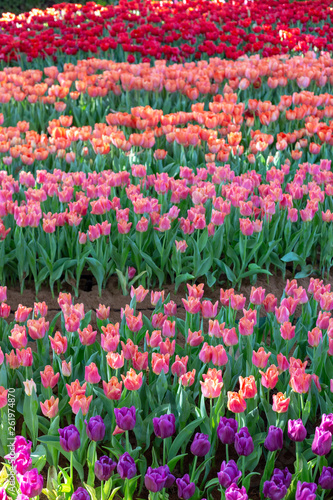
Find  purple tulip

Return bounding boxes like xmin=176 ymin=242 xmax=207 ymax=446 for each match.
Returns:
xmin=225 ymin=483 xmax=248 ymax=500
xmin=58 ymin=424 xmax=81 ymax=452
xmin=311 ymin=426 xmax=332 ymax=455
xmin=159 ymin=465 xmax=175 ymax=488
xmin=145 ymin=466 xmax=169 ymax=492
xmin=271 ymin=468 xmax=292 ymax=489
xmin=318 ymin=466 xmax=333 ymax=489
xmin=85 ymin=415 xmax=105 ymax=442
xmin=217 ymin=460 xmax=242 ymax=489
xmin=176 ymin=474 xmax=195 ymax=499
xmin=320 ymin=413 xmax=333 ymax=434
xmin=234 ymin=427 xmax=254 ymax=457
xmin=114 ymin=406 xmax=136 ymax=431
xmin=117 ymin=452 xmax=137 ymax=479
xmin=71 ymin=488 xmax=90 ymax=500
xmin=190 ymin=433 xmax=210 ymax=457
xmin=264 ymin=426 xmax=283 ymax=452
xmin=263 ymin=479 xmax=287 ymax=500
xmin=295 ymin=481 xmax=317 ymax=500
xmin=94 ymin=456 xmax=117 ymax=481
xmin=153 ymin=414 xmax=176 ymax=439
xmin=16 ymin=495 xmax=30 ymax=500
xmin=287 ymin=419 xmax=307 ymax=442
xmin=217 ymin=417 xmax=238 ymax=445
xmin=18 ymin=468 xmax=44 ymax=498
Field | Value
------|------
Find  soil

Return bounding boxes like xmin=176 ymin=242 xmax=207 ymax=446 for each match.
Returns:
xmin=5 ymin=269 xmax=333 ymax=500
xmin=5 ymin=269 xmax=332 ymax=330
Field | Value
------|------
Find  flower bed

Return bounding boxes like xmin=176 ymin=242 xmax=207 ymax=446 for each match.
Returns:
xmin=0 ymin=280 xmax=333 ymax=499
xmin=1 ymin=0 xmax=333 ymax=63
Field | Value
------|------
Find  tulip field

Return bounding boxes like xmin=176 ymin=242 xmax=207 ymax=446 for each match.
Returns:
xmin=1 ymin=0 xmax=333 ymax=499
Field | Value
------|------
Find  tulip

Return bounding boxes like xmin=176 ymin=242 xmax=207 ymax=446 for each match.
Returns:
xmin=234 ymin=428 xmax=254 ymax=457
xmin=18 ymin=469 xmax=43 ymax=498
xmin=62 ymin=360 xmax=72 ymax=377
xmin=85 ymin=416 xmax=105 ymax=442
xmin=58 ymin=425 xmax=81 ymax=452
xmin=264 ymin=426 xmax=283 ymax=452
xmin=117 ymin=452 xmax=136 ymax=479
xmin=179 ymin=369 xmax=196 ymax=387
xmin=269 ymin=468 xmax=292 ymax=490
xmin=250 ymin=286 xmax=265 ymax=305
xmin=40 ymin=365 xmax=60 ymax=389
xmin=49 ymin=331 xmax=67 ymax=354
xmin=263 ymin=478 xmax=287 ymax=500
xmin=145 ymin=466 xmax=169 ymax=493
xmin=252 ymin=347 xmax=271 ymax=369
xmin=94 ymin=456 xmax=117 ymax=481
xmin=121 ymin=369 xmax=143 ymax=391
xmin=318 ymin=466 xmax=333 ymax=489
xmin=114 ymin=406 xmax=136 ymax=431
xmin=295 ymin=481 xmax=317 ymax=500
xmin=85 ymin=362 xmax=101 ymax=384
xmin=78 ymin=325 xmax=97 ymax=345
xmin=40 ymin=396 xmax=59 ymax=418
xmin=225 ymin=484 xmax=248 ymax=500
xmin=272 ymin=393 xmax=290 ymax=413
xmin=320 ymin=413 xmax=333 ymax=434
xmin=23 ymin=380 xmax=36 ymax=397
xmin=217 ymin=417 xmax=238 ymax=446
xmin=218 ymin=460 xmax=242 ymax=488
xmin=153 ymin=413 xmax=176 ymax=439
xmin=176 ymin=474 xmax=195 ymax=500
xmin=71 ymin=488 xmax=90 ymax=500
xmin=96 ymin=304 xmax=110 ymax=320
xmin=287 ymin=419 xmax=307 ymax=442
xmin=227 ymin=391 xmax=246 ymax=413
xmin=190 ymin=433 xmax=210 ymax=457
xmin=311 ymin=426 xmax=332 ymax=455
xmin=69 ymin=394 xmax=92 ymax=416
xmin=259 ymin=365 xmax=279 ymax=389
xmin=239 ymin=376 xmax=257 ymax=399
xmin=200 ymin=377 xmax=223 ymax=399
xmin=103 ymin=377 xmax=122 ymax=401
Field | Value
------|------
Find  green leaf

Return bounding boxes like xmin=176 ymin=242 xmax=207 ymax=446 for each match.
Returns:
xmin=168 ymin=417 xmax=203 ymax=461
xmin=281 ymin=252 xmax=303 ymax=263
xmin=175 ymin=273 xmax=194 ymax=291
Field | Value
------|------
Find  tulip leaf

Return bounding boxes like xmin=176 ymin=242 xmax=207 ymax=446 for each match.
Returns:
xmin=167 ymin=453 xmax=187 ymax=472
xmin=168 ymin=417 xmax=203 ymax=461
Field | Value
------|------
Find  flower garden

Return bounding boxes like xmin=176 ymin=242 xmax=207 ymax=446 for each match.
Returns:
xmin=0 ymin=0 xmax=333 ymax=499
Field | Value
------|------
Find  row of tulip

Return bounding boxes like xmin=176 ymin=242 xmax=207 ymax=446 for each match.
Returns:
xmin=0 ymin=150 xmax=333 ymax=292
xmin=2 ymin=53 xmax=333 ymax=134
xmin=1 ymin=0 xmax=333 ymax=63
xmin=0 ymin=279 xmax=333 ymax=499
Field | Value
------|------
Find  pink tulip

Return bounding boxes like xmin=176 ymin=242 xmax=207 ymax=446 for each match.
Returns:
xmin=85 ymin=362 xmax=101 ymax=384
xmin=78 ymin=324 xmax=97 ymax=345
xmin=187 ymin=329 xmax=203 ymax=347
xmin=40 ymin=396 xmax=59 ymax=418
xmin=40 ymin=366 xmax=60 ymax=389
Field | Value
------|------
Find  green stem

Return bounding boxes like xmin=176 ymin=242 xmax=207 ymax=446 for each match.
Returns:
xmin=226 ymin=444 xmax=229 ymax=463
xmin=126 ymin=430 xmax=131 ymax=453
xmin=190 ymin=455 xmax=198 ymax=482
xmin=242 ymin=456 xmax=246 ymax=485
xmin=163 ymin=438 xmax=167 ymax=465
xmin=313 ymin=455 xmax=320 ymax=482
xmin=125 ymin=478 xmax=131 ymax=500
xmin=296 ymin=441 xmax=300 ymax=473
xmin=70 ymin=451 xmax=74 ymax=494
xmin=101 ymin=480 xmax=104 ymax=500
